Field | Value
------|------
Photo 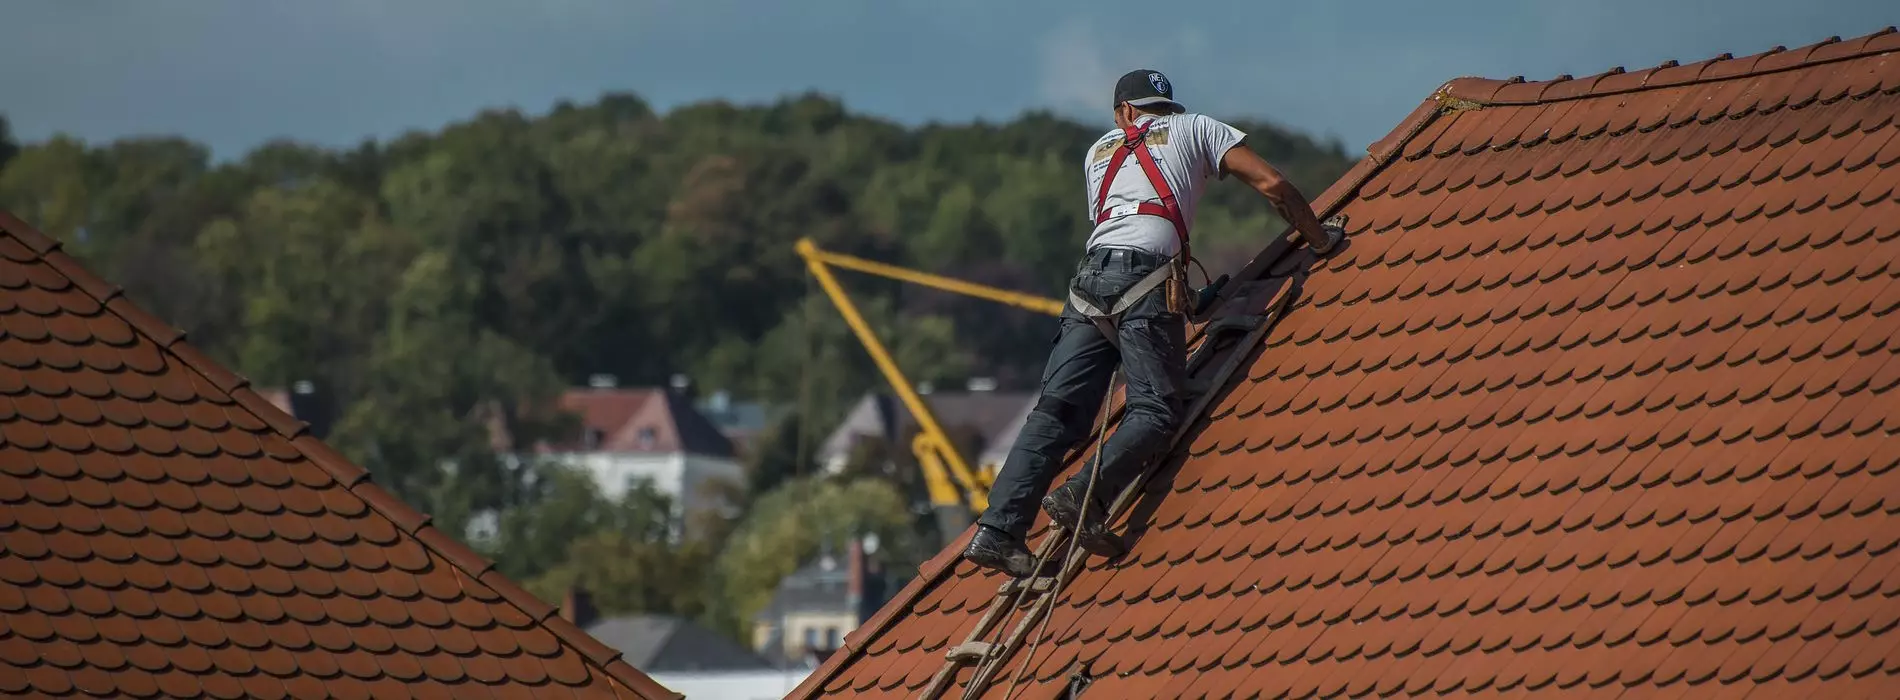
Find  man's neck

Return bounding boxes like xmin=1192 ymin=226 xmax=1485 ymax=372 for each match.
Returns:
xmin=1121 ymin=113 xmax=1163 ymax=132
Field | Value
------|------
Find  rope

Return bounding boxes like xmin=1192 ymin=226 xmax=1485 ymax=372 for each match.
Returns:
xmin=958 ymin=258 xmax=1187 ymax=697
xmin=957 ymin=536 xmax=1061 ymax=700
xmin=994 ymin=369 xmax=1120 ymax=700
xmin=1190 ymin=257 xmax=1212 ymax=288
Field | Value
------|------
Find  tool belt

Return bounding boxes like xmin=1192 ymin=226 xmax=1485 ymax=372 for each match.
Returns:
xmin=1075 ymin=119 xmax=1196 ymax=347
xmin=1067 ymin=256 xmax=1186 ymax=350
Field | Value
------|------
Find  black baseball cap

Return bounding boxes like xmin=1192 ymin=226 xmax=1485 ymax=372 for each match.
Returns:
xmin=1113 ymin=69 xmax=1185 ymax=113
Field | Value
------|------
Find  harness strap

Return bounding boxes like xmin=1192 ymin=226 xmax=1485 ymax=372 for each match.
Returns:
xmin=1066 ymin=263 xmax=1175 ymax=350
xmin=1091 ymin=121 xmax=1191 ymax=262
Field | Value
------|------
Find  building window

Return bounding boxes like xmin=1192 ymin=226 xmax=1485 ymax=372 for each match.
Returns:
xmin=582 ymin=427 xmax=605 ymax=450
xmin=803 ymin=627 xmax=818 ymax=650
xmin=637 ymin=427 xmax=657 ymax=450
xmin=825 ymin=627 xmax=839 ymax=649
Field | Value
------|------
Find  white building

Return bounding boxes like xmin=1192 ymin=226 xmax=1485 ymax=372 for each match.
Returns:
xmin=534 ymin=379 xmax=747 ymax=536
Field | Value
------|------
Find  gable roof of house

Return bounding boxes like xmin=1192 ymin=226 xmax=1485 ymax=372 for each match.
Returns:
xmin=790 ymin=28 xmax=1900 ymax=699
xmin=0 ymin=213 xmax=681 ymax=700
xmin=544 ymin=387 xmax=735 ymax=458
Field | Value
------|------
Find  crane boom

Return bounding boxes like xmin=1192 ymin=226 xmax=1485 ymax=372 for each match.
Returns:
xmin=798 ymin=243 xmax=1065 ymax=317
xmin=794 ymin=237 xmax=1063 ymax=529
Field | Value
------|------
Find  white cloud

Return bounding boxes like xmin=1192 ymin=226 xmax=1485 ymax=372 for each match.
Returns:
xmin=1035 ymin=17 xmax=1207 ymax=115
xmin=1035 ymin=19 xmax=1115 ymax=113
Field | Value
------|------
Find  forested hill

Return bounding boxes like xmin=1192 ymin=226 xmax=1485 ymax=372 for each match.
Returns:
xmin=0 ymin=92 xmax=1353 ymax=531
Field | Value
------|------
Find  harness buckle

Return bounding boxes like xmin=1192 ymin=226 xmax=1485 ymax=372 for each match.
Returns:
xmin=1121 ymin=125 xmax=1150 ymax=148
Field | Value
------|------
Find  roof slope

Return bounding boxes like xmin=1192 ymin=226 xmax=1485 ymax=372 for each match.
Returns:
xmin=559 ymin=389 xmax=656 ymax=447
xmin=544 ymin=388 xmax=735 ymax=458
xmin=0 ymin=213 xmax=679 ymax=699
xmin=791 ymin=28 xmax=1900 ymax=699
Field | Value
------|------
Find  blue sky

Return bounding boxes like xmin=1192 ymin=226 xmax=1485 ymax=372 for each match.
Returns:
xmin=2 ymin=1 xmax=1893 ymax=160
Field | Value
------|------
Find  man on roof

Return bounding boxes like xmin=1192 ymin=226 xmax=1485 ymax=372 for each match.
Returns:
xmin=963 ymin=69 xmax=1341 ymax=577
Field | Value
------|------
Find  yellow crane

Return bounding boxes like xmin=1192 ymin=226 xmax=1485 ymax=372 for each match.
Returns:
xmin=795 ymin=238 xmax=1062 ymax=528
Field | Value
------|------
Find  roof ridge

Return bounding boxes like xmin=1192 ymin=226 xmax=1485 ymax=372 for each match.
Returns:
xmin=0 ymin=211 xmax=683 ymax=700
xmin=1444 ymin=26 xmax=1900 ymax=106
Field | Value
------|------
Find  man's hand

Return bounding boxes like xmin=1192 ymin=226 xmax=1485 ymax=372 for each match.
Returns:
xmin=1317 ymin=214 xmax=1348 ymax=254
xmin=1220 ymin=144 xmax=1334 ymax=252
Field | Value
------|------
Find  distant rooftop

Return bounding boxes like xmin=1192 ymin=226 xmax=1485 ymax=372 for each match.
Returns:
xmin=585 ymin=614 xmax=775 ymax=674
xmin=537 ymin=385 xmax=736 ymax=459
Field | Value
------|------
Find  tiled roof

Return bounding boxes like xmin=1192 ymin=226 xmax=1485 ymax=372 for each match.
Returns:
xmin=541 ymin=388 xmax=735 ymax=458
xmin=0 ymin=213 xmax=680 ymax=699
xmin=559 ymin=390 xmax=656 ymax=448
xmin=790 ymin=28 xmax=1900 ymax=699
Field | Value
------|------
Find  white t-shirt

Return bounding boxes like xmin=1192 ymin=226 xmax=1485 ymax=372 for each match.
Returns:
xmin=1082 ymin=112 xmax=1247 ymax=257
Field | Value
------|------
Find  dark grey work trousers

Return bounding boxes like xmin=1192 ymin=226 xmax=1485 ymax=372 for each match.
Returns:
xmin=977 ymin=246 xmax=1188 ymax=539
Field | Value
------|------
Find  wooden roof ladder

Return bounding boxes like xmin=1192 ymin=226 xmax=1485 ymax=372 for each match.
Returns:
xmin=916 ymin=269 xmax=1308 ymax=699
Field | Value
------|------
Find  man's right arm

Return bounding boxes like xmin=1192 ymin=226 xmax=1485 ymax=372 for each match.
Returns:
xmin=1219 ymin=143 xmax=1335 ymax=251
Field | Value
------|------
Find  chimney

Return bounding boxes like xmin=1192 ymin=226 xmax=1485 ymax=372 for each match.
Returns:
xmin=288 ymin=380 xmax=336 ymax=439
xmin=560 ymin=587 xmax=598 ymax=628
xmin=847 ymin=535 xmax=884 ymax=623
xmin=846 ymin=538 xmax=864 ymax=622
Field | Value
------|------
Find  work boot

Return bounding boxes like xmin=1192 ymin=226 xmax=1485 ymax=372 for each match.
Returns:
xmin=962 ymin=525 xmax=1035 ymax=578
xmin=1042 ymin=481 xmax=1124 ymax=558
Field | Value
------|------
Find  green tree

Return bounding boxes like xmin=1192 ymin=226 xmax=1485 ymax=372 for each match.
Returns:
xmin=324 ymin=249 xmax=568 ymax=532
xmin=0 ymin=136 xmax=92 ymax=246
xmin=705 ymin=475 xmax=918 ymax=638
xmin=0 ymin=115 xmax=17 ymax=171
xmin=193 ymin=179 xmax=413 ymax=387
xmin=503 ymin=466 xmax=725 ymax=620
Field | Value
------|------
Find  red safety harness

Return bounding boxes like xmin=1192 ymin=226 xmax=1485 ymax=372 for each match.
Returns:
xmin=1069 ymin=117 xmax=1205 ymax=349
xmin=1091 ymin=119 xmax=1191 ymax=264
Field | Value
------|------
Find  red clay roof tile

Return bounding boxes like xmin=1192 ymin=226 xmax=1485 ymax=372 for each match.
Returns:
xmin=789 ymin=27 xmax=1900 ymax=699
xmin=0 ymin=213 xmax=681 ymax=699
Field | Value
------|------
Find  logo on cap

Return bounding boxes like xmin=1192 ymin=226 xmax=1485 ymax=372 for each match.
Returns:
xmin=1148 ymin=72 xmax=1171 ymax=96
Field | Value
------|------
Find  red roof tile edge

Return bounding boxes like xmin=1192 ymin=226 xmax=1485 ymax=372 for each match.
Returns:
xmin=1444 ymin=26 xmax=1900 ymax=106
xmin=783 ymin=25 xmax=1900 ymax=698
xmin=0 ymin=209 xmax=685 ymax=700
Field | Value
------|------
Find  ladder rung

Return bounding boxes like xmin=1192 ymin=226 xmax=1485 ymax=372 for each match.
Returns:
xmin=945 ymin=641 xmax=994 ymax=662
xmin=998 ymin=576 xmax=1058 ymax=596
